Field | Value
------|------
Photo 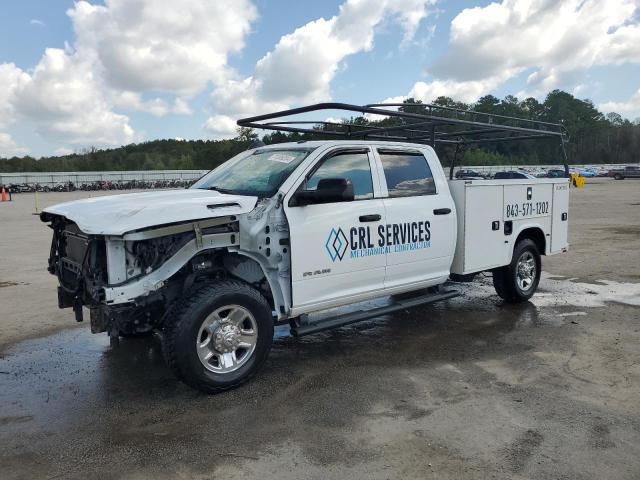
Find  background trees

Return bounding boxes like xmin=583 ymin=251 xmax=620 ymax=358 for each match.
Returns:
xmin=1 ymin=89 xmax=638 ymax=173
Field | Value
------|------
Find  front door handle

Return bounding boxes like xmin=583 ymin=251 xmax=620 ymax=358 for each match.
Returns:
xmin=359 ymin=214 xmax=381 ymax=222
xmin=433 ymin=208 xmax=451 ymax=215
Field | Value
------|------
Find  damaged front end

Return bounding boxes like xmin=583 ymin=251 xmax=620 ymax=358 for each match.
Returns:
xmin=40 ymin=187 xmax=293 ymax=343
xmin=46 ymin=215 xmax=107 ymax=322
xmin=43 ymin=211 xmax=242 ymax=337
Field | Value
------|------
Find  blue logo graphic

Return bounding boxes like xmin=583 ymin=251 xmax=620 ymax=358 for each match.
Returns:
xmin=325 ymin=227 xmax=349 ymax=262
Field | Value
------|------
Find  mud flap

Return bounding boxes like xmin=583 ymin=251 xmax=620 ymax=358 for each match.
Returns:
xmin=90 ymin=307 xmax=107 ymax=333
xmin=73 ymin=298 xmax=84 ymax=322
xmin=57 ymin=287 xmax=75 ymax=309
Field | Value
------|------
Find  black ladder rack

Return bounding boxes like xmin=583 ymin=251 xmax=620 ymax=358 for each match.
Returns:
xmin=237 ymin=102 xmax=570 ymax=176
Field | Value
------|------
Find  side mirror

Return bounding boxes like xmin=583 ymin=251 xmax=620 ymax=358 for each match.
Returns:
xmin=293 ymin=178 xmax=355 ymax=206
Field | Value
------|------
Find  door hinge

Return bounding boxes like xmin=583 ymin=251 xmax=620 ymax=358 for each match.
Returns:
xmin=194 ymin=223 xmax=203 ymax=248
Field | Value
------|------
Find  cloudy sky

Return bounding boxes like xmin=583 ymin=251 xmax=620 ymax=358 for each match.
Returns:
xmin=1 ymin=0 xmax=639 ymax=158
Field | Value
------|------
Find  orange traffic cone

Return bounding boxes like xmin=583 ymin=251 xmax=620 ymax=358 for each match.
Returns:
xmin=1 ymin=187 xmax=7 ymax=202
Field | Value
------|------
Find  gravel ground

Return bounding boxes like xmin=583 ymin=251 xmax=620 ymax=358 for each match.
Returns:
xmin=0 ymin=179 xmax=639 ymax=479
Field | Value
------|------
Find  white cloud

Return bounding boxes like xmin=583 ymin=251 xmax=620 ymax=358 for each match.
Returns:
xmin=30 ymin=19 xmax=45 ymax=27
xmin=112 ymin=91 xmax=192 ymax=117
xmin=254 ymin=0 xmax=435 ymax=104
xmin=408 ymin=75 xmax=511 ymax=103
xmin=11 ymin=48 xmax=135 ymax=146
xmin=172 ymin=98 xmax=192 ymax=115
xmin=0 ymin=0 xmax=260 ymax=153
xmin=392 ymin=0 xmax=437 ymax=47
xmin=54 ymin=147 xmax=74 ymax=156
xmin=68 ymin=0 xmax=258 ymax=96
xmin=0 ymin=63 xmax=28 ymax=129
xmin=206 ymin=0 xmax=436 ymax=138
xmin=113 ymin=91 xmax=171 ymax=117
xmin=203 ymin=115 xmax=239 ymax=139
xmin=402 ymin=0 xmax=640 ymax=104
xmin=600 ymin=88 xmax=640 ymax=118
xmin=0 ymin=133 xmax=29 ymax=157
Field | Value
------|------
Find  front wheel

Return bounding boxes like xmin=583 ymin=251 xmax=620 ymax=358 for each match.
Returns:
xmin=492 ymin=239 xmax=541 ymax=303
xmin=162 ymin=280 xmax=274 ymax=393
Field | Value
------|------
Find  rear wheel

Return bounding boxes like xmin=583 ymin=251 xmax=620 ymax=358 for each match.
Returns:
xmin=162 ymin=280 xmax=273 ymax=393
xmin=614 ymin=173 xmax=623 ymax=180
xmin=492 ymin=239 xmax=541 ymax=303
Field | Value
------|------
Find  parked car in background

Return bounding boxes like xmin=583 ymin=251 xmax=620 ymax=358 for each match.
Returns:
xmin=578 ymin=168 xmax=596 ymax=178
xmin=528 ymin=168 xmax=548 ymax=178
xmin=547 ymin=169 xmax=567 ymax=178
xmin=609 ymin=165 xmax=640 ymax=180
xmin=455 ymin=169 xmax=486 ymax=179
xmin=7 ymin=183 xmax=32 ymax=193
xmin=494 ymin=171 xmax=536 ymax=180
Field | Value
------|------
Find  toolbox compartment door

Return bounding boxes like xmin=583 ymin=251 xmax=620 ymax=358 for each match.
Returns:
xmin=551 ymin=182 xmax=570 ymax=253
xmin=503 ymin=183 xmax=553 ymax=222
xmin=463 ymin=185 xmax=506 ymax=272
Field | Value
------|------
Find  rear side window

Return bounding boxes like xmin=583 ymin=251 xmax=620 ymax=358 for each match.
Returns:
xmin=307 ymin=151 xmax=374 ymax=200
xmin=378 ymin=150 xmax=436 ymax=197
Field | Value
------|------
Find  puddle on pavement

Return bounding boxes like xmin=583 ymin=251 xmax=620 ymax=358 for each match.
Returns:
xmin=457 ymin=272 xmax=640 ymax=308
xmin=0 ymin=272 xmax=638 ymax=439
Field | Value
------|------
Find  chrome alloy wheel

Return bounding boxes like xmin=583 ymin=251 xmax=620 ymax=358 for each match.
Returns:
xmin=516 ymin=251 xmax=536 ymax=291
xmin=196 ymin=305 xmax=258 ymax=373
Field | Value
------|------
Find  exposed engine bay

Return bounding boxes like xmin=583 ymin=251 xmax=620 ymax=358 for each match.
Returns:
xmin=41 ymin=195 xmax=292 ymax=338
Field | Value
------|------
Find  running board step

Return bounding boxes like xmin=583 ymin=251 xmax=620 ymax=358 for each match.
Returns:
xmin=290 ymin=289 xmax=460 ymax=337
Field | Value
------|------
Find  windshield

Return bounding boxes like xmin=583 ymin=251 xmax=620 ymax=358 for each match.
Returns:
xmin=192 ymin=148 xmax=314 ymax=197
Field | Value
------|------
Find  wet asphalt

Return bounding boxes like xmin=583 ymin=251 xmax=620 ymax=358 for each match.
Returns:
xmin=1 ymin=278 xmax=639 ymax=480
xmin=1 ymin=180 xmax=639 ymax=479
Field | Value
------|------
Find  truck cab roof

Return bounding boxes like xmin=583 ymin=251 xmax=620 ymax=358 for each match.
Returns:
xmin=256 ymin=140 xmax=436 ymax=150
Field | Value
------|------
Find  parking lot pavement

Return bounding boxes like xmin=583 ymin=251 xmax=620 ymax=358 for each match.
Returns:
xmin=1 ymin=179 xmax=639 ymax=479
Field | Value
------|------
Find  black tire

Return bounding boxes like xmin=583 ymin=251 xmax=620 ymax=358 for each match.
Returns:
xmin=162 ymin=280 xmax=273 ymax=393
xmin=614 ymin=173 xmax=623 ymax=180
xmin=492 ymin=239 xmax=541 ymax=303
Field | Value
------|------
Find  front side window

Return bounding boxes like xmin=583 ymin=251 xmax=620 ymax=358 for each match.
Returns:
xmin=379 ymin=150 xmax=436 ymax=197
xmin=306 ymin=151 xmax=374 ymax=200
xmin=192 ymin=148 xmax=314 ymax=197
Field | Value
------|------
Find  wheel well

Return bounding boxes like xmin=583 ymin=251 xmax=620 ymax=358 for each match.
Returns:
xmin=220 ymin=253 xmax=274 ymax=306
xmin=515 ymin=227 xmax=546 ymax=255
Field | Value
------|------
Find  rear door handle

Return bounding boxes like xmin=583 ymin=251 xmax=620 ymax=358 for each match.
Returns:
xmin=359 ymin=214 xmax=381 ymax=222
xmin=433 ymin=208 xmax=451 ymax=215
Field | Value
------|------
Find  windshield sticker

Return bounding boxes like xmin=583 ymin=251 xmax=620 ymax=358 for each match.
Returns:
xmin=267 ymin=153 xmax=297 ymax=164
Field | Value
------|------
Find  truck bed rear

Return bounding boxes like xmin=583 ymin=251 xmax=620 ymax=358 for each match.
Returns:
xmin=448 ymin=178 xmax=569 ymax=275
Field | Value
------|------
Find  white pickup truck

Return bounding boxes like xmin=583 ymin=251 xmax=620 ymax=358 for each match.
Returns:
xmin=41 ymin=103 xmax=569 ymax=393
xmin=41 ymin=103 xmax=570 ymax=393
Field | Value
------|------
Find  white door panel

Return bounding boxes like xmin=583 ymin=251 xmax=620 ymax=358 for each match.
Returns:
xmin=382 ymin=195 xmax=456 ymax=288
xmin=374 ymin=148 xmax=457 ymax=289
xmin=287 ymin=201 xmax=386 ymax=308
xmin=285 ymin=147 xmax=387 ymax=310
